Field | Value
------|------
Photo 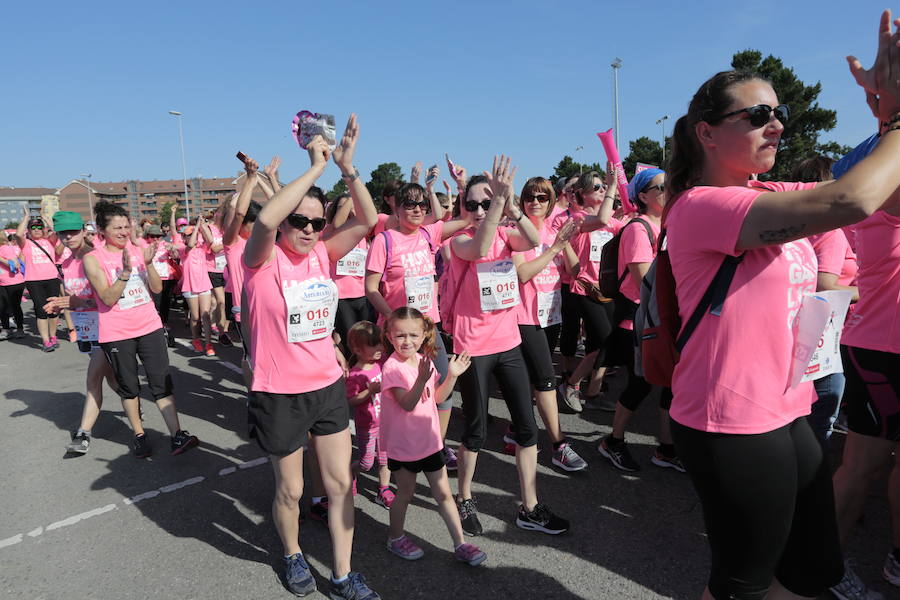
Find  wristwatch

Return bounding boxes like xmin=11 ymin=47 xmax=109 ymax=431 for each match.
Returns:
xmin=341 ymin=167 xmax=360 ymax=183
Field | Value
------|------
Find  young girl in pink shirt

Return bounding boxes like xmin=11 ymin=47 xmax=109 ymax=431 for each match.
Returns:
xmin=345 ymin=320 xmax=394 ymax=508
xmin=379 ymin=307 xmax=485 ymax=566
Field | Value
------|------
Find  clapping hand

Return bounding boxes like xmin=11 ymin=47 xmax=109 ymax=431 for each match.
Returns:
xmin=307 ymin=135 xmax=331 ymax=170
xmin=143 ymin=241 xmax=158 ymax=265
xmin=847 ymin=10 xmax=900 ymax=121
xmin=121 ymin=245 xmax=132 ymax=276
xmin=552 ymin=218 xmax=581 ymax=251
xmin=483 ymin=155 xmax=517 ymax=203
xmin=332 ymin=114 xmax=359 ymax=173
xmin=263 ymin=155 xmax=281 ymax=180
xmin=416 ymin=356 xmax=434 ymax=384
xmin=447 ymin=351 xmax=471 ymax=377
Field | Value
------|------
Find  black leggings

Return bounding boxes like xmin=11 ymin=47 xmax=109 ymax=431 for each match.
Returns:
xmin=0 ymin=282 xmax=25 ymax=329
xmin=602 ymin=327 xmax=654 ymax=411
xmin=458 ymin=347 xmax=538 ymax=451
xmin=671 ymin=417 xmax=843 ymax=599
xmin=558 ymin=284 xmax=582 ymax=358
xmin=26 ymin=278 xmax=60 ymax=320
xmin=577 ymin=294 xmax=614 ymax=365
xmin=153 ymin=279 xmax=178 ymax=326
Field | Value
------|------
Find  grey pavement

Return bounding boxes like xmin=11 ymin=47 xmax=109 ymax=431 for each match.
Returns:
xmin=0 ymin=306 xmax=892 ymax=600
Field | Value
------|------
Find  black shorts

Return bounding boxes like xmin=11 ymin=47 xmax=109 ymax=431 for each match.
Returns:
xmin=26 ymin=278 xmax=61 ymax=319
xmin=208 ymin=271 xmax=225 ymax=289
xmin=248 ymin=377 xmax=349 ymax=457
xmin=388 ymin=450 xmax=445 ymax=473
xmin=842 ymin=345 xmax=900 ymax=441
xmin=100 ymin=328 xmax=173 ymax=400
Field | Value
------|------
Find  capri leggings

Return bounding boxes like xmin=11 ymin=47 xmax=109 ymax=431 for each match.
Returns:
xmin=26 ymin=278 xmax=60 ymax=320
xmin=518 ymin=324 xmax=559 ymax=391
xmin=0 ymin=282 xmax=26 ymax=329
xmin=576 ymin=294 xmax=615 ymax=365
xmin=100 ymin=328 xmax=174 ymax=401
xmin=335 ymin=296 xmax=370 ymax=352
xmin=671 ymin=416 xmax=844 ymax=600
xmin=153 ymin=279 xmax=178 ymax=326
xmin=457 ymin=347 xmax=538 ymax=451
xmin=355 ymin=422 xmax=387 ymax=472
xmin=558 ymin=283 xmax=582 ymax=357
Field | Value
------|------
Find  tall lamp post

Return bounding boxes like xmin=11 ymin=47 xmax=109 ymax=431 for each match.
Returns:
xmin=575 ymin=146 xmax=584 ymax=173
xmin=611 ymin=58 xmax=623 ymax=148
xmin=168 ymin=110 xmax=190 ymax=220
xmin=656 ymin=115 xmax=669 ymax=164
xmin=80 ymin=173 xmax=94 ymax=217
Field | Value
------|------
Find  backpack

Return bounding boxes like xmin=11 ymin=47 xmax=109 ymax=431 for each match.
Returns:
xmin=634 ymin=208 xmax=743 ymax=387
xmin=598 ymin=218 xmax=655 ymax=300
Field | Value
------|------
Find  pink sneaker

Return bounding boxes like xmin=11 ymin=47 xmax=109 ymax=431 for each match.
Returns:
xmin=50 ymin=336 xmax=59 ymax=349
xmin=386 ymin=535 xmax=423 ymax=560
xmin=375 ymin=487 xmax=395 ymax=508
xmin=454 ymin=543 xmax=487 ymax=566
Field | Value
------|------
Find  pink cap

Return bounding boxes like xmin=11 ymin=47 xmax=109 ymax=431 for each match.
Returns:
xmin=176 ymin=217 xmax=188 ymax=226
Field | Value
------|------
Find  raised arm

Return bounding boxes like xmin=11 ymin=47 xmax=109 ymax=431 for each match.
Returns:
xmin=580 ymin=167 xmax=618 ymax=232
xmin=514 ymin=218 xmax=579 ymax=283
xmin=263 ymin=155 xmax=282 ymax=195
xmin=451 ymin=155 xmax=517 ymax=261
xmin=224 ymin=156 xmax=259 ymax=246
xmin=15 ymin=206 xmax=28 ymax=248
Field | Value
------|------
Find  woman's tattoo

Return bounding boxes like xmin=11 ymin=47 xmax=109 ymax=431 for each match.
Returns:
xmin=759 ymin=224 xmax=806 ymax=243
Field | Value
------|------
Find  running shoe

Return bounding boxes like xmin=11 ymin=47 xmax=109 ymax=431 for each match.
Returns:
xmin=191 ymin=338 xmax=204 ymax=352
xmin=283 ymin=552 xmax=316 ymax=597
xmin=557 ymin=381 xmax=582 ymax=413
xmin=328 ymin=572 xmax=380 ymax=600
xmin=386 ymin=535 xmax=424 ymax=560
xmin=502 ymin=426 xmax=516 ymax=445
xmin=375 ymin=487 xmax=395 ymax=509
xmin=651 ymin=448 xmax=686 ymax=473
xmin=831 ymin=560 xmax=885 ymax=600
xmin=68 ymin=330 xmax=77 ymax=343
xmin=170 ymin=430 xmax=199 ymax=455
xmin=457 ymin=497 xmax=483 ymax=536
xmin=210 ymin=325 xmax=221 ymax=335
xmin=14 ymin=329 xmax=25 ymax=339
xmin=0 ymin=330 xmax=7 ymax=341
xmin=219 ymin=332 xmax=233 ymax=347
xmin=454 ymin=543 xmax=487 ymax=566
xmin=66 ymin=431 xmax=91 ymax=455
xmin=442 ymin=445 xmax=458 ymax=471
xmin=598 ymin=435 xmax=641 ymax=472
xmin=552 ymin=441 xmax=588 ymax=472
xmin=309 ymin=499 xmax=329 ymax=525
xmin=502 ymin=442 xmax=517 ymax=456
xmin=50 ymin=336 xmax=59 ymax=349
xmin=132 ymin=433 xmax=152 ymax=458
xmin=165 ymin=328 xmax=177 ymax=348
xmin=515 ymin=503 xmax=570 ymax=535
xmin=41 ymin=340 xmax=55 ymax=352
xmin=205 ymin=343 xmax=216 ymax=357
xmin=884 ymin=552 xmax=900 ymax=586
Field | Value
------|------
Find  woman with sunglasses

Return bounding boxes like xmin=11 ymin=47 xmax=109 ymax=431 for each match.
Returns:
xmin=511 ymin=176 xmax=587 ymax=471
xmin=663 ymin=14 xmax=900 ymax=598
xmin=0 ymin=233 xmax=27 ymax=339
xmin=242 ymin=116 xmax=381 ymax=600
xmin=449 ymin=156 xmax=569 ymax=537
xmin=555 ymin=169 xmax=621 ymax=411
xmin=83 ymin=201 xmax=199 ymax=459
xmin=14 ymin=207 xmax=62 ymax=351
xmin=181 ymin=217 xmax=215 ymax=356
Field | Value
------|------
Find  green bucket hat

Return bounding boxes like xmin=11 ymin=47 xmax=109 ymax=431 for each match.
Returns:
xmin=52 ymin=211 xmax=84 ymax=232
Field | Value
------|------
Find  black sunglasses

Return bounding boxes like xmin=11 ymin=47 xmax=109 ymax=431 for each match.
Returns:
xmin=401 ymin=199 xmax=430 ymax=211
xmin=641 ymin=184 xmax=665 ymax=194
xmin=524 ymin=193 xmax=551 ymax=203
xmin=285 ymin=214 xmax=327 ymax=232
xmin=464 ymin=199 xmax=492 ymax=212
xmin=711 ymin=104 xmax=789 ymax=128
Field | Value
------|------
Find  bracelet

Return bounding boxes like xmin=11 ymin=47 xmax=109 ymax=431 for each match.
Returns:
xmin=340 ymin=167 xmax=360 ymax=182
xmin=514 ymin=212 xmax=525 ymax=222
xmin=117 ymin=276 xmax=130 ymax=282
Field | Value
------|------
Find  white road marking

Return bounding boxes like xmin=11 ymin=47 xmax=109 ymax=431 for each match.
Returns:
xmin=218 ymin=467 xmax=237 ymax=476
xmin=0 ymin=534 xmax=23 ymax=548
xmin=46 ymin=504 xmax=117 ymax=531
xmin=123 ymin=490 xmax=160 ymax=505
xmin=27 ymin=527 xmax=43 ymax=537
xmin=159 ymin=476 xmax=205 ymax=493
xmin=238 ymin=457 xmax=268 ymax=469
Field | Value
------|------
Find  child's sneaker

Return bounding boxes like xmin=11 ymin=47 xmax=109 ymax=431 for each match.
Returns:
xmin=454 ymin=543 xmax=487 ymax=566
xmin=375 ymin=487 xmax=395 ymax=509
xmin=191 ymin=338 xmax=204 ymax=352
xmin=386 ymin=535 xmax=424 ymax=560
xmin=41 ymin=339 xmax=55 ymax=352
xmin=205 ymin=343 xmax=216 ymax=356
xmin=50 ymin=336 xmax=59 ymax=349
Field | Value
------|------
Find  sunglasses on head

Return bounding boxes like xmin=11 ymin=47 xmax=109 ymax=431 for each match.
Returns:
xmin=401 ymin=199 xmax=430 ymax=211
xmin=711 ymin=104 xmax=789 ymax=128
xmin=524 ymin=193 xmax=551 ymax=203
xmin=464 ymin=199 xmax=492 ymax=212
xmin=285 ymin=214 xmax=327 ymax=232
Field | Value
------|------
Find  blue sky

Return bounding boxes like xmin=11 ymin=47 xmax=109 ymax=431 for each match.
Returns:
xmin=0 ymin=0 xmax=890 ymax=191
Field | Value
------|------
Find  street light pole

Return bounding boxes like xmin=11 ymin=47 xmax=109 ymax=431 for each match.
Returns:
xmin=611 ymin=58 xmax=623 ymax=149
xmin=168 ymin=110 xmax=190 ymax=220
xmin=655 ymin=115 xmax=669 ymax=164
xmin=575 ymin=146 xmax=584 ymax=173
xmin=80 ymin=173 xmax=94 ymax=217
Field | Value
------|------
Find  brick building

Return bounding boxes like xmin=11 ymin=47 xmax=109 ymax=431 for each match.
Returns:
xmin=0 ymin=187 xmax=59 ymax=226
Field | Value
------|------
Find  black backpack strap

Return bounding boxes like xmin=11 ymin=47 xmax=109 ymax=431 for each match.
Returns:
xmin=675 ymin=254 xmax=743 ymax=352
xmin=616 ymin=218 xmax=656 ymax=289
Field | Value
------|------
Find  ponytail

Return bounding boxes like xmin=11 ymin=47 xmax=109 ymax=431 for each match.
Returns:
xmin=383 ymin=307 xmax=436 ymax=359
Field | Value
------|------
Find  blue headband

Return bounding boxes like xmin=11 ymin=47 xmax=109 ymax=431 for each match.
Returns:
xmin=627 ymin=168 xmax=664 ymax=200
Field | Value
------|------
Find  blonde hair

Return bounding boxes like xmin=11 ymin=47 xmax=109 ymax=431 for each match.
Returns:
xmin=383 ymin=307 xmax=437 ymax=359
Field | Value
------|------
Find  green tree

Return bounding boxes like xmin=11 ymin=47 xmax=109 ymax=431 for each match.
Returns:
xmin=4 ymin=221 xmax=19 ymax=229
xmin=326 ymin=178 xmax=349 ymax=202
xmin=157 ymin=201 xmax=183 ymax=226
xmin=731 ymin=50 xmax=852 ymax=180
xmin=550 ymin=156 xmax=603 ymax=184
xmin=365 ymin=162 xmax=404 ymax=211
xmin=622 ymin=136 xmax=670 ymax=178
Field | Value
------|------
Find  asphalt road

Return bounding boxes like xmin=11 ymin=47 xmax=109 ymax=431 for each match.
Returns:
xmin=0 ymin=306 xmax=892 ymax=600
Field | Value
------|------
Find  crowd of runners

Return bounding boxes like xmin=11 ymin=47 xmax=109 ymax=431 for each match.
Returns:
xmin=3 ymin=11 xmax=900 ymax=600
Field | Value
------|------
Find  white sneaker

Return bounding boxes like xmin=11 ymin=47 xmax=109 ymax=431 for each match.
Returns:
xmin=557 ymin=382 xmax=582 ymax=413
xmin=831 ymin=560 xmax=885 ymax=600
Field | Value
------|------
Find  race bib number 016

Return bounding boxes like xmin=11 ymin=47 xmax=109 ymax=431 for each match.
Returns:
xmin=476 ymin=259 xmax=520 ymax=312
xmin=283 ymin=279 xmax=338 ymax=343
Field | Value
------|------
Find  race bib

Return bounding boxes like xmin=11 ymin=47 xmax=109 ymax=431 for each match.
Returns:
xmin=283 ymin=278 xmax=338 ymax=343
xmin=476 ymin=259 xmax=520 ymax=312
xmin=589 ymin=230 xmax=614 ymax=262
xmin=336 ymin=247 xmax=367 ymax=277
xmin=537 ymin=289 xmax=562 ymax=328
xmin=153 ymin=260 xmax=171 ymax=279
xmin=71 ymin=311 xmax=99 ymax=342
xmin=115 ymin=269 xmax=152 ymax=310
xmin=404 ymin=275 xmax=434 ymax=312
xmin=214 ymin=253 xmax=227 ymax=271
xmin=800 ymin=290 xmax=853 ymax=384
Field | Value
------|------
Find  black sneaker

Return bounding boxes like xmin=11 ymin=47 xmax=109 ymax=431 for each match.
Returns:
xmin=328 ymin=571 xmax=380 ymax=600
xmin=283 ymin=552 xmax=316 ymax=597
xmin=132 ymin=433 xmax=152 ymax=458
xmin=457 ymin=497 xmax=483 ymax=536
xmin=515 ymin=503 xmax=570 ymax=535
xmin=165 ymin=329 xmax=177 ymax=348
xmin=598 ymin=435 xmax=641 ymax=472
xmin=219 ymin=332 xmax=233 ymax=347
xmin=170 ymin=430 xmax=199 ymax=455
xmin=66 ymin=431 xmax=91 ymax=455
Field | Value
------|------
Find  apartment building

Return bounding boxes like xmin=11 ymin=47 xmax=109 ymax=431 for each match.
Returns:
xmin=0 ymin=187 xmax=59 ymax=226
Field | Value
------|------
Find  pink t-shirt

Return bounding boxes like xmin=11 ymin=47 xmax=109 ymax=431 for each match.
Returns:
xmin=841 ymin=210 xmax=900 ymax=353
xmin=548 ymin=208 xmax=578 ymax=286
xmin=22 ymin=238 xmax=59 ymax=281
xmin=180 ymin=244 xmax=212 ymax=294
xmin=57 ymin=246 xmax=72 ymax=265
xmin=516 ymin=221 xmax=564 ymax=327
xmin=560 ymin=212 xmax=624 ymax=296
xmin=450 ymin=226 xmax=522 ymax=356
xmin=346 ymin=363 xmax=382 ymax=431
xmin=205 ymin=224 xmax=226 ymax=273
xmin=808 ymin=229 xmax=858 ymax=286
xmin=224 ymin=237 xmax=247 ymax=313
xmin=0 ymin=245 xmax=25 ymax=286
xmin=61 ymin=254 xmax=94 ymax=307
xmin=370 ymin=213 xmax=391 ymax=238
xmin=666 ymin=182 xmax=818 ymax=435
xmin=89 ymin=243 xmax=162 ymax=343
xmin=618 ymin=217 xmax=661 ymax=330
xmin=243 ymin=242 xmax=343 ymax=394
xmin=331 ymin=238 xmax=368 ymax=300
xmin=379 ymin=353 xmax=442 ymax=462
xmin=365 ymin=222 xmax=443 ymax=324
xmin=548 ymin=203 xmax=569 ymax=222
